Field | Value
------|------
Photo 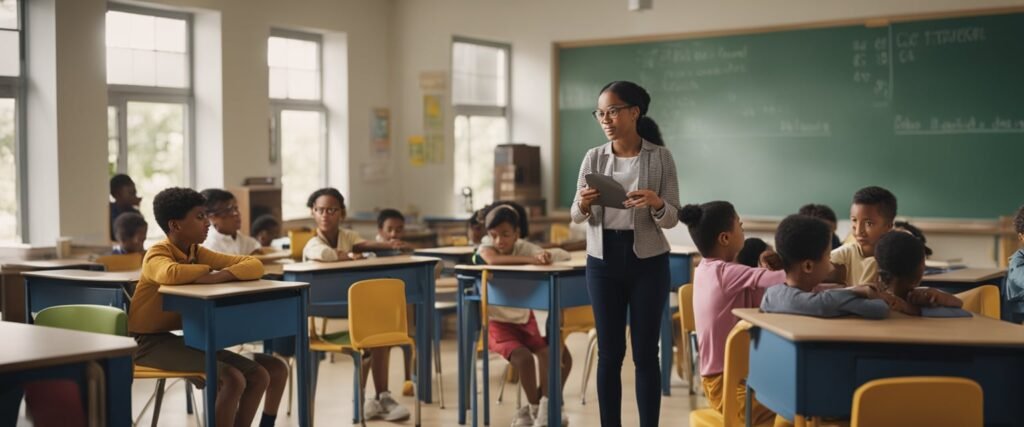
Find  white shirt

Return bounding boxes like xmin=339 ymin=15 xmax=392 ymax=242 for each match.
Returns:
xmin=202 ymin=225 xmax=261 ymax=256
xmin=602 ymin=155 xmax=640 ymax=230
xmin=302 ymin=228 xmax=367 ymax=262
xmin=478 ymin=239 xmax=571 ymax=324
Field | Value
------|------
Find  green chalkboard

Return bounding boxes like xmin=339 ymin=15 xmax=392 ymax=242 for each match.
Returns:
xmin=557 ymin=11 xmax=1024 ymax=218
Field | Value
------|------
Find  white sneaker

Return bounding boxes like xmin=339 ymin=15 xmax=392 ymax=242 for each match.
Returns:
xmin=534 ymin=397 xmax=569 ymax=427
xmin=363 ymin=397 xmax=385 ymax=420
xmin=511 ymin=405 xmax=534 ymax=427
xmin=379 ymin=391 xmax=411 ymax=422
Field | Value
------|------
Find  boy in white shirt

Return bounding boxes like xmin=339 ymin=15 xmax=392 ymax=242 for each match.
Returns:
xmin=200 ymin=188 xmax=262 ymax=255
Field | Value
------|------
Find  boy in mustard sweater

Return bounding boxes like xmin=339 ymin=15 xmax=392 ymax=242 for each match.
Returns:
xmin=128 ymin=187 xmax=284 ymax=427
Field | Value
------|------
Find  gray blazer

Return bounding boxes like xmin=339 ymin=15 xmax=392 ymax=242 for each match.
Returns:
xmin=570 ymin=140 xmax=680 ymax=259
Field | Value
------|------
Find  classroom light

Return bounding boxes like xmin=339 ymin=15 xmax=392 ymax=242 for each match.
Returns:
xmin=628 ymin=0 xmax=652 ymax=11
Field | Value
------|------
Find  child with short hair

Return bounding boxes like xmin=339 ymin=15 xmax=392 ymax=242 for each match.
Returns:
xmin=798 ymin=203 xmax=841 ymax=249
xmin=112 ymin=212 xmax=147 ymax=255
xmin=682 ymin=201 xmax=785 ymax=426
xmin=476 ymin=204 xmax=572 ymax=427
xmin=109 ymin=174 xmax=142 ymax=240
xmin=251 ymin=214 xmax=281 ymax=248
xmin=893 ymin=220 xmax=933 ymax=257
xmin=128 ymin=187 xmax=281 ymax=427
xmin=828 ymin=186 xmax=898 ymax=286
xmin=736 ymin=238 xmax=769 ymax=268
xmin=1008 ymin=205 xmax=1024 ymax=322
xmin=200 ymin=189 xmax=263 ymax=255
xmin=467 ymin=210 xmax=485 ymax=245
xmin=874 ymin=231 xmax=964 ymax=316
xmin=376 ymin=208 xmax=409 ymax=256
xmin=761 ymin=215 xmax=892 ymax=319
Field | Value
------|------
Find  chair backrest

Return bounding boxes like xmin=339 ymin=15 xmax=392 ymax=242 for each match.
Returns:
xmin=348 ymin=278 xmax=409 ymax=348
xmin=955 ymin=284 xmax=1000 ymax=319
xmin=94 ymin=253 xmax=144 ymax=272
xmin=562 ymin=306 xmax=595 ymax=333
xmin=289 ymin=229 xmax=315 ymax=261
xmin=549 ymin=224 xmax=571 ymax=245
xmin=678 ymin=283 xmax=696 ymax=332
xmin=720 ymin=321 xmax=752 ymax=427
xmin=850 ymin=377 xmax=983 ymax=427
xmin=34 ymin=304 xmax=127 ymax=336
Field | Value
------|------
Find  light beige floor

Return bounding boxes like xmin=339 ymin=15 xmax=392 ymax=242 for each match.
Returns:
xmin=19 ymin=316 xmax=708 ymax=426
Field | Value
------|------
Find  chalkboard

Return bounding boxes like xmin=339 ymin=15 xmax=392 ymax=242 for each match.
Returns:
xmin=556 ymin=11 xmax=1024 ymax=218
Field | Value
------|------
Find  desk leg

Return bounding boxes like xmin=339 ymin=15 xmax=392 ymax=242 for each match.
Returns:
xmin=418 ymin=266 xmax=435 ymax=403
xmin=547 ymin=275 xmax=563 ymax=427
xmin=203 ymin=303 xmax=218 ymax=427
xmin=105 ymin=355 xmax=133 ymax=427
xmin=297 ymin=289 xmax=311 ymax=427
xmin=456 ymin=281 xmax=467 ymax=425
xmin=660 ymin=302 xmax=672 ymax=396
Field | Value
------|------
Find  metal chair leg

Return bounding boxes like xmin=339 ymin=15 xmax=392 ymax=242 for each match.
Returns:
xmin=186 ymin=382 xmax=203 ymax=427
xmin=286 ymin=357 xmax=294 ymax=416
xmin=150 ymin=379 xmax=166 ymax=427
xmin=497 ymin=364 xmax=509 ymax=404
xmin=581 ymin=330 xmax=598 ymax=405
xmin=433 ymin=334 xmax=445 ymax=409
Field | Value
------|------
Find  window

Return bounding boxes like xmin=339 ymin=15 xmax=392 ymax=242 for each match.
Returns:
xmin=0 ymin=0 xmax=22 ymax=243
xmin=269 ymin=30 xmax=326 ymax=221
xmin=106 ymin=6 xmax=192 ymax=238
xmin=452 ymin=38 xmax=510 ymax=211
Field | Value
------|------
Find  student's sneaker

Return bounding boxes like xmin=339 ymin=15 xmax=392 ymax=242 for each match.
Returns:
xmin=402 ymin=379 xmax=415 ymax=396
xmin=533 ymin=396 xmax=569 ymax=427
xmin=510 ymin=405 xmax=534 ymax=427
xmin=379 ymin=391 xmax=411 ymax=422
xmin=363 ymin=397 xmax=385 ymax=420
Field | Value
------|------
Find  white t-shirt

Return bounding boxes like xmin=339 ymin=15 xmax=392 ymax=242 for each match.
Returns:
xmin=831 ymin=242 xmax=879 ymax=285
xmin=202 ymin=225 xmax=261 ymax=256
xmin=302 ymin=228 xmax=367 ymax=262
xmin=603 ymin=155 xmax=640 ymax=230
xmin=478 ymin=239 xmax=571 ymax=324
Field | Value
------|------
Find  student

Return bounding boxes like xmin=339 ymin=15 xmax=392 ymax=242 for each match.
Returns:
xmin=303 ymin=187 xmax=408 ymax=262
xmin=798 ymin=203 xmax=841 ymax=249
xmin=736 ymin=237 xmax=769 ymax=268
xmin=112 ymin=212 xmax=147 ymax=255
xmin=760 ymin=215 xmax=892 ymax=319
xmin=684 ymin=201 xmax=784 ymax=426
xmin=302 ymin=188 xmax=411 ymax=421
xmin=109 ymin=174 xmax=142 ymax=240
xmin=200 ymin=189 xmax=263 ymax=255
xmin=476 ymin=204 xmax=572 ymax=427
xmin=893 ymin=220 xmax=933 ymax=257
xmin=827 ymin=186 xmax=898 ymax=286
xmin=251 ymin=214 xmax=281 ymax=248
xmin=1007 ymin=205 xmax=1024 ymax=322
xmin=128 ymin=187 xmax=283 ymax=427
xmin=467 ymin=210 xmax=485 ymax=245
xmin=874 ymin=231 xmax=963 ymax=316
xmin=377 ymin=208 xmax=409 ymax=256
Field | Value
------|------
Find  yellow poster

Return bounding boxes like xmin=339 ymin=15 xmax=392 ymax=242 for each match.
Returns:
xmin=408 ymin=135 xmax=425 ymax=167
xmin=423 ymin=95 xmax=444 ymax=164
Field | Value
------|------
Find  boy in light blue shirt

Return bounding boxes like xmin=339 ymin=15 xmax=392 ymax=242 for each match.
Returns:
xmin=1007 ymin=206 xmax=1024 ymax=322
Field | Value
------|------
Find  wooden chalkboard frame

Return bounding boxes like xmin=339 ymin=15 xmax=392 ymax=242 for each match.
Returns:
xmin=551 ymin=5 xmax=1024 ymax=212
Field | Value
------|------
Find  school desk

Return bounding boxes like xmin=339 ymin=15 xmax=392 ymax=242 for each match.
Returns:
xmin=1 ymin=260 xmax=103 ymax=323
xmin=279 ymin=255 xmax=440 ymax=404
xmin=415 ymin=246 xmax=476 ymax=274
xmin=734 ymin=308 xmax=1024 ymax=426
xmin=0 ymin=321 xmax=136 ymax=426
xmin=922 ymin=267 xmax=1008 ymax=319
xmin=22 ymin=269 xmax=139 ymax=323
xmin=160 ymin=279 xmax=311 ymax=427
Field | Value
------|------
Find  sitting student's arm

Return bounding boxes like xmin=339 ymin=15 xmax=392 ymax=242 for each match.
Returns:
xmin=353 ymin=239 xmax=410 ymax=252
xmin=725 ymin=263 xmax=787 ymax=293
xmin=303 ymin=236 xmax=340 ymax=262
xmin=196 ymin=246 xmax=264 ymax=281
xmin=143 ymin=248 xmax=212 ymax=285
xmin=477 ymin=246 xmax=551 ymax=266
xmin=1006 ymin=252 xmax=1024 ymax=302
xmin=907 ymin=288 xmax=963 ymax=308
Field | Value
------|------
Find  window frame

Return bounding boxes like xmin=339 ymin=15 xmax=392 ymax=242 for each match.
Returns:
xmin=0 ymin=0 xmax=25 ymax=242
xmin=106 ymin=4 xmax=196 ymax=187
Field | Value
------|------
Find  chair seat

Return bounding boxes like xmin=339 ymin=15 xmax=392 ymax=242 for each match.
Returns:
xmin=689 ymin=408 xmax=723 ymax=427
xmin=133 ymin=364 xmax=205 ymax=380
xmin=310 ymin=331 xmax=357 ymax=353
xmin=354 ymin=332 xmax=415 ymax=349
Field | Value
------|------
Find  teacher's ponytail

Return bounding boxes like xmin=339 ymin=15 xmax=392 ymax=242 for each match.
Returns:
xmin=599 ymin=81 xmax=665 ymax=146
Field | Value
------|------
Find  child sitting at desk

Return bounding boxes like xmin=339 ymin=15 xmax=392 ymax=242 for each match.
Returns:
xmin=874 ymin=231 xmax=964 ymax=316
xmin=302 ymin=188 xmax=411 ymax=421
xmin=760 ymin=214 xmax=892 ymax=319
xmin=109 ymin=173 xmax=142 ymax=241
xmin=200 ymin=188 xmax=264 ymax=255
xmin=128 ymin=187 xmax=285 ymax=427
xmin=684 ymin=201 xmax=785 ymax=426
xmin=798 ymin=203 xmax=842 ymax=249
xmin=826 ymin=186 xmax=898 ymax=286
xmin=475 ymin=204 xmax=571 ymax=427
xmin=1008 ymin=205 xmax=1024 ymax=322
xmin=112 ymin=212 xmax=147 ymax=255
xmin=251 ymin=214 xmax=281 ymax=248
xmin=736 ymin=237 xmax=770 ymax=268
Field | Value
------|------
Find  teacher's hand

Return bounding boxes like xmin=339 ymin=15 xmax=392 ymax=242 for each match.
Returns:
xmin=624 ymin=190 xmax=663 ymax=210
xmin=578 ymin=187 xmax=600 ymax=214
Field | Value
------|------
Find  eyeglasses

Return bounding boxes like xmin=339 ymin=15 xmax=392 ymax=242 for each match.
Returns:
xmin=209 ymin=205 xmax=240 ymax=217
xmin=313 ymin=207 xmax=343 ymax=216
xmin=592 ymin=104 xmax=634 ymax=121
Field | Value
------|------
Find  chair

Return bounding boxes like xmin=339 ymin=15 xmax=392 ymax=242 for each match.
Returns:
xmin=560 ymin=305 xmax=599 ymax=405
xmin=349 ymin=278 xmax=421 ymax=427
xmin=955 ymin=284 xmax=1000 ymax=319
xmin=678 ymin=284 xmax=699 ymax=394
xmin=34 ymin=305 xmax=204 ymax=427
xmin=306 ymin=316 xmax=362 ymax=422
xmin=850 ymin=377 xmax=983 ymax=427
xmin=689 ymin=321 xmax=755 ymax=427
xmin=288 ymin=229 xmax=315 ymax=261
xmin=94 ymin=253 xmax=143 ymax=272
xmin=549 ymin=224 xmax=571 ymax=245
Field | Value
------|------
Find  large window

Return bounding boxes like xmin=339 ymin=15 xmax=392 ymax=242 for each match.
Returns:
xmin=0 ymin=0 xmax=22 ymax=243
xmin=106 ymin=6 xmax=192 ymax=237
xmin=452 ymin=38 xmax=510 ymax=211
xmin=269 ymin=30 xmax=326 ymax=220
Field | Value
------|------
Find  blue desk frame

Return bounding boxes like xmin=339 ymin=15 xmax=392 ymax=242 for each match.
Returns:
xmin=662 ymin=250 xmax=695 ymax=395
xmin=23 ymin=271 xmax=132 ymax=323
xmin=162 ymin=284 xmax=312 ymax=427
xmin=280 ymin=258 xmax=438 ymax=404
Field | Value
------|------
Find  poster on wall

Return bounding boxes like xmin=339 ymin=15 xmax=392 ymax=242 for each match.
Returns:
xmin=419 ymin=71 xmax=446 ymax=165
xmin=371 ymin=108 xmax=391 ymax=158
xmin=408 ymin=135 xmax=426 ymax=166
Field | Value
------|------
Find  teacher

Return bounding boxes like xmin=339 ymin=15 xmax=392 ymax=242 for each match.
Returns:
xmin=570 ymin=81 xmax=680 ymax=427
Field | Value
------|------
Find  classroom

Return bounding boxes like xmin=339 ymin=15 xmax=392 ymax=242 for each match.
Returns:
xmin=2 ymin=0 xmax=1024 ymax=426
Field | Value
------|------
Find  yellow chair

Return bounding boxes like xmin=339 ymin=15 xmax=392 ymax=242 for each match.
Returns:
xmin=306 ymin=316 xmax=361 ymax=422
xmin=95 ymin=253 xmax=143 ymax=272
xmin=678 ymin=283 xmax=699 ymax=394
xmin=549 ymin=223 xmax=571 ymax=245
xmin=689 ymin=321 xmax=753 ymax=427
xmin=288 ymin=229 xmax=315 ymax=261
xmin=955 ymin=285 xmax=1000 ymax=319
xmin=850 ymin=377 xmax=983 ymax=427
xmin=349 ymin=278 xmax=421 ymax=427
